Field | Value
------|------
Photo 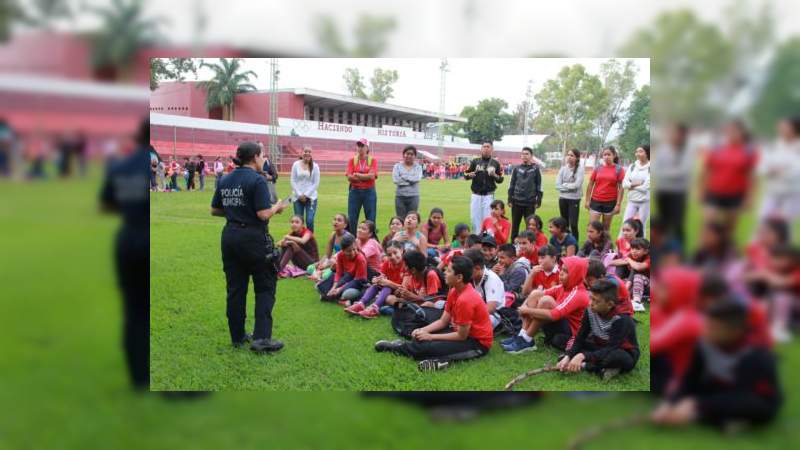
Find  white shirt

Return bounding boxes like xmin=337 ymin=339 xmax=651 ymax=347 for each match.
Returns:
xmin=290 ymin=160 xmax=321 ymax=200
xmin=654 ymin=143 xmax=695 ymax=193
xmin=757 ymin=139 xmax=800 ymax=196
xmin=622 ymin=160 xmax=651 ymax=203
xmin=475 ymin=268 xmax=505 ymax=308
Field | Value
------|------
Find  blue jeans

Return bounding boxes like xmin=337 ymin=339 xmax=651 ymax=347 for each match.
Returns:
xmin=347 ymin=187 xmax=377 ymax=234
xmin=293 ymin=198 xmax=318 ymax=232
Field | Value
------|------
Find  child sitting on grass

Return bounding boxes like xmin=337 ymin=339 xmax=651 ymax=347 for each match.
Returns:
xmin=309 ymin=213 xmax=351 ymax=282
xmin=438 ymin=233 xmax=482 ymax=271
xmin=381 ymin=216 xmax=404 ymax=252
xmin=627 ymin=237 xmax=651 ymax=312
xmin=578 ymin=220 xmax=613 ymax=258
xmin=345 ymin=242 xmax=406 ymax=319
xmin=481 ymin=199 xmax=511 ymax=245
xmin=494 ymin=243 xmax=531 ymax=297
xmin=515 ymin=230 xmax=540 ymax=265
xmin=557 ymin=279 xmax=640 ymax=381
xmin=450 ymin=223 xmax=470 ymax=249
xmin=525 ymin=214 xmax=550 ymax=248
xmin=606 ymin=218 xmax=643 ymax=279
xmin=383 ymin=250 xmax=443 ymax=314
xmin=520 ymin=244 xmax=561 ymax=298
xmin=585 ymin=258 xmax=633 ymax=316
xmin=421 ymin=207 xmax=450 ymax=259
xmin=548 ymin=217 xmax=578 ymax=260
xmin=374 ymin=255 xmax=494 ymax=372
xmin=277 ymin=215 xmax=319 ymax=278
xmin=317 ymin=234 xmax=368 ymax=305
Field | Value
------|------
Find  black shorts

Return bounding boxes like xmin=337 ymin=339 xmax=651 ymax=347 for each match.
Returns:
xmin=589 ymin=199 xmax=617 ymax=214
xmin=704 ymin=193 xmax=744 ymax=210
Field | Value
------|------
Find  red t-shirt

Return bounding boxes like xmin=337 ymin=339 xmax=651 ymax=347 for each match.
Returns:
xmin=544 ymin=284 xmax=591 ymax=338
xmin=530 ymin=266 xmax=560 ymax=290
xmin=745 ymin=242 xmax=770 ymax=270
xmin=704 ymin=144 xmax=757 ymax=197
xmin=445 ymin=284 xmax=494 ymax=349
xmin=616 ymin=237 xmax=631 ymax=258
xmin=441 ymin=249 xmax=464 ymax=268
xmin=607 ymin=274 xmax=633 ymax=316
xmin=405 ymin=270 xmax=441 ymax=297
xmin=346 ymin=156 xmax=379 ymax=189
xmin=590 ymin=164 xmax=625 ymax=202
xmin=519 ymin=247 xmax=538 ymax=265
xmin=380 ymin=258 xmax=406 ymax=285
xmin=334 ymin=251 xmax=368 ymax=282
xmin=481 ymin=217 xmax=511 ymax=244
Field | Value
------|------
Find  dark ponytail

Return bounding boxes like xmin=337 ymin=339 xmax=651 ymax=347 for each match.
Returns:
xmin=234 ymin=141 xmax=261 ymax=167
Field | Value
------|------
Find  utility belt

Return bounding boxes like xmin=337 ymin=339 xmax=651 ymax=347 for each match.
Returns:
xmin=226 ymin=220 xmax=268 ymax=231
xmin=226 ymin=221 xmax=280 ymax=270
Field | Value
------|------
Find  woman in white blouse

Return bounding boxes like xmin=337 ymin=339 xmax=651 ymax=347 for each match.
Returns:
xmin=290 ymin=146 xmax=321 ymax=231
xmin=621 ymin=145 xmax=651 ymax=235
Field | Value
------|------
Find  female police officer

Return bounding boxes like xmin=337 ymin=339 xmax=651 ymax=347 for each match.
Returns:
xmin=211 ymin=141 xmax=288 ymax=352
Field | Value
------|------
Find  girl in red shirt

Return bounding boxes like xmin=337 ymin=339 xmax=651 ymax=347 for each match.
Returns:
xmin=481 ymin=200 xmax=511 ymax=244
xmin=318 ymin=234 xmax=368 ymax=305
xmin=277 ymin=215 xmax=319 ymax=276
xmin=346 ymin=242 xmax=407 ymax=318
xmin=607 ymin=218 xmax=643 ymax=279
xmin=384 ymin=250 xmax=442 ymax=310
xmin=525 ymin=214 xmax=550 ymax=248
xmin=585 ymin=146 xmax=625 ymax=231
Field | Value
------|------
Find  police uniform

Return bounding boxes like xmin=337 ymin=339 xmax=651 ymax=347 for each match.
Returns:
xmin=99 ymin=142 xmax=151 ymax=388
xmin=211 ymin=165 xmax=279 ymax=348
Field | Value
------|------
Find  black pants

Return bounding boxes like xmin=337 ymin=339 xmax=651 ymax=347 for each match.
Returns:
xmin=115 ymin=226 xmax=149 ymax=389
xmin=542 ymin=318 xmax=572 ymax=351
xmin=656 ymin=191 xmax=686 ymax=244
xmin=510 ymin=203 xmax=536 ymax=242
xmin=221 ymin=225 xmax=277 ymax=342
xmin=558 ymin=198 xmax=581 ymax=242
xmin=187 ymin=173 xmax=196 ymax=190
xmin=582 ymin=345 xmax=639 ymax=374
xmin=394 ymin=335 xmax=489 ymax=362
xmin=395 ymin=195 xmax=419 ymax=220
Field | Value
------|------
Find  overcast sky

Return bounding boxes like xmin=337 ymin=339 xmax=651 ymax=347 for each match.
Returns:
xmin=188 ymin=58 xmax=649 ymax=116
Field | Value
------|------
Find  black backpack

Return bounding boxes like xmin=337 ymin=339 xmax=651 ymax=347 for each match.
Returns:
xmin=391 ymin=303 xmax=444 ymax=338
xmin=494 ymin=307 xmax=522 ymax=337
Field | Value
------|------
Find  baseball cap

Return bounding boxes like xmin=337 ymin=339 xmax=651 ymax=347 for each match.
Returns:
xmin=356 ymin=138 xmax=369 ymax=147
xmin=481 ymin=235 xmax=497 ymax=247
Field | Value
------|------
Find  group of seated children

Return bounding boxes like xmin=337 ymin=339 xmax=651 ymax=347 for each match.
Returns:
xmin=276 ymin=208 xmax=648 ymax=376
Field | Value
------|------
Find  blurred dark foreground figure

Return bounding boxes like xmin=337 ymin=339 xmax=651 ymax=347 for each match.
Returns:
xmin=365 ymin=392 xmax=541 ymax=420
xmin=99 ymin=119 xmax=150 ymax=389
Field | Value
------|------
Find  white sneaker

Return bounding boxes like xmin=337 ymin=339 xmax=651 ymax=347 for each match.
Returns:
xmin=633 ymin=301 xmax=646 ymax=312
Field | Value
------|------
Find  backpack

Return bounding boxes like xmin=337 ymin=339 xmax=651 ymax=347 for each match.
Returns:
xmin=494 ymin=307 xmax=522 ymax=337
xmin=593 ymin=163 xmax=622 ymax=179
xmin=391 ymin=303 xmax=444 ymax=338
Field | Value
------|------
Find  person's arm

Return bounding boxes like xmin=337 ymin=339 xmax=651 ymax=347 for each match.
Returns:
xmin=534 ymin=167 xmax=543 ymax=207
xmin=418 ymin=234 xmax=428 ymax=255
xmin=290 ymin=162 xmax=300 ymax=196
xmin=626 ymin=258 xmax=649 ymax=272
xmin=392 ymin=163 xmax=408 ymax=186
xmin=345 ymin=159 xmax=355 ymax=182
xmin=521 ymin=267 xmax=542 ymax=297
xmin=307 ymin=164 xmax=320 ymax=198
xmin=493 ymin=160 xmax=504 ymax=184
xmin=415 ymin=310 xmax=451 ymax=336
xmin=584 ymin=178 xmax=595 ymax=209
xmin=209 ymin=185 xmax=224 ymax=216
xmin=581 ymin=316 xmax=633 ymax=363
xmin=506 ymin=267 xmax=527 ymax=294
xmin=255 ymin=202 xmax=287 ymax=222
xmin=407 ymin=164 xmax=423 ymax=184
xmin=613 ymin=181 xmax=624 ymax=214
xmin=635 ymin=169 xmax=650 ymax=193
xmin=464 ymin=159 xmax=477 ymax=179
xmin=441 ymin=223 xmax=451 ymax=248
xmin=566 ymin=313 xmax=591 ymax=358
xmin=622 ymin=165 xmax=634 ymax=189
xmin=555 ymin=167 xmax=565 ymax=192
xmin=325 ymin=233 xmax=335 ymax=259
xmin=507 ymin=166 xmax=517 ymax=205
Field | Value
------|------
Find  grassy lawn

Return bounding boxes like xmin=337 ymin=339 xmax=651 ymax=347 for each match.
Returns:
xmin=0 ymin=171 xmax=796 ymax=449
xmin=150 ymin=173 xmax=648 ymax=391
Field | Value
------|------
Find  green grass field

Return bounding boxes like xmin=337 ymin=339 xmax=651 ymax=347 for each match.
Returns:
xmin=1 ymin=171 xmax=797 ymax=449
xmin=150 ymin=173 xmax=646 ymax=391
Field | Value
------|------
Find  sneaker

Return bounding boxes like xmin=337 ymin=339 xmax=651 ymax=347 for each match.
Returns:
xmin=632 ymin=301 xmax=646 ymax=312
xmin=374 ymin=339 xmax=405 ymax=353
xmin=503 ymin=336 xmax=537 ymax=354
xmin=232 ymin=333 xmax=253 ymax=348
xmin=602 ymin=368 xmax=621 ymax=381
xmin=345 ymin=302 xmax=366 ymax=315
xmin=250 ymin=338 xmax=284 ymax=353
xmin=379 ymin=305 xmax=395 ymax=316
xmin=418 ymin=359 xmax=450 ymax=372
xmin=359 ymin=306 xmax=380 ymax=319
xmin=501 ymin=335 xmax=518 ymax=346
xmin=277 ymin=268 xmax=290 ymax=279
xmin=338 ymin=299 xmax=351 ymax=307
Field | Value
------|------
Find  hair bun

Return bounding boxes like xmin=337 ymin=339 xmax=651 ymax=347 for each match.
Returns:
xmin=232 ymin=157 xmax=242 ymax=166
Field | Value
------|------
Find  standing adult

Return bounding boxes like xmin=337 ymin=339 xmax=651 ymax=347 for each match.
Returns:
xmin=260 ymin=143 xmax=279 ymax=205
xmin=555 ymin=149 xmax=584 ymax=242
xmin=290 ymin=145 xmax=321 ymax=232
xmin=584 ymin=146 xmax=625 ymax=232
xmin=346 ymin=138 xmax=378 ymax=235
xmin=392 ymin=145 xmax=423 ymax=219
xmin=621 ymin=145 xmax=651 ymax=235
xmin=197 ymin=154 xmax=206 ymax=191
xmin=507 ymin=147 xmax=543 ymax=242
xmin=654 ymin=123 xmax=693 ymax=244
xmin=213 ymin=156 xmax=225 ymax=189
xmin=210 ymin=141 xmax=288 ymax=352
xmin=184 ymin=156 xmax=196 ymax=191
xmin=757 ymin=117 xmax=800 ymax=224
xmin=464 ymin=141 xmax=504 ymax=234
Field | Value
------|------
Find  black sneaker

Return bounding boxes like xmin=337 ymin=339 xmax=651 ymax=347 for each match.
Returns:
xmin=418 ymin=359 xmax=450 ymax=372
xmin=250 ymin=338 xmax=284 ymax=353
xmin=232 ymin=333 xmax=253 ymax=348
xmin=374 ymin=339 xmax=405 ymax=353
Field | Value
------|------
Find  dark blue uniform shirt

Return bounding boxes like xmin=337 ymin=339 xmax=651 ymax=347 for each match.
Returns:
xmin=100 ymin=145 xmax=150 ymax=229
xmin=212 ymin=166 xmax=272 ymax=226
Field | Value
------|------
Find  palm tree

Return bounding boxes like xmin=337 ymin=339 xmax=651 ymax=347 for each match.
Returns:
xmin=88 ymin=0 xmax=164 ymax=79
xmin=197 ymin=58 xmax=258 ymax=121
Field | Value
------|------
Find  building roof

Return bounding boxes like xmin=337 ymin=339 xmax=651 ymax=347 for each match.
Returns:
xmin=270 ymin=87 xmax=466 ymax=124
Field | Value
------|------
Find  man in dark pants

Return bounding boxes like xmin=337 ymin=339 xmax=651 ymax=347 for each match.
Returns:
xmin=211 ymin=141 xmax=288 ymax=351
xmin=507 ymin=146 xmax=542 ymax=241
xmin=100 ymin=120 xmax=151 ymax=389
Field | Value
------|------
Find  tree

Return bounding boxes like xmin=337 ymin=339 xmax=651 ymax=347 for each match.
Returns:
xmin=368 ymin=68 xmax=399 ymax=102
xmin=197 ymin=58 xmax=257 ymax=121
xmin=0 ymin=0 xmax=25 ymax=41
xmin=593 ymin=59 xmax=638 ymax=148
xmin=89 ymin=0 xmax=165 ymax=77
xmin=509 ymin=100 xmax=536 ymax=134
xmin=21 ymin=0 xmax=72 ymax=29
xmin=343 ymin=68 xmax=367 ymax=98
xmin=749 ymin=37 xmax=800 ymax=137
xmin=461 ymin=98 xmax=514 ymax=144
xmin=617 ymin=85 xmax=651 ymax=161
xmin=150 ymin=58 xmax=198 ymax=91
xmin=533 ymin=64 xmax=605 ymax=154
xmin=619 ymin=9 xmax=733 ymax=125
xmin=314 ymin=14 xmax=396 ymax=57
xmin=341 ymin=67 xmax=399 ymax=102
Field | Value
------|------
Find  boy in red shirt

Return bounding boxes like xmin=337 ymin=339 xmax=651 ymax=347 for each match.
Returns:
xmin=521 ymin=244 xmax=560 ymax=298
xmin=375 ymin=255 xmax=494 ymax=372
xmin=515 ymin=230 xmax=540 ymax=265
xmin=503 ymin=256 xmax=590 ymax=353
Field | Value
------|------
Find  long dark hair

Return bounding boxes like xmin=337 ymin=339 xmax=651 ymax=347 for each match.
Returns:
xmin=604 ymin=145 xmax=619 ymax=165
xmin=567 ymin=148 xmax=581 ymax=177
xmin=427 ymin=207 xmax=445 ymax=230
xmin=360 ymin=220 xmax=378 ymax=240
xmin=623 ymin=218 xmax=644 ymax=238
xmin=588 ymin=220 xmax=610 ymax=248
xmin=301 ymin=146 xmax=314 ymax=172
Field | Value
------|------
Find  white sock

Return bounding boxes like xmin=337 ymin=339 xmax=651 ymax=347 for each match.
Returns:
xmin=518 ymin=330 xmax=532 ymax=343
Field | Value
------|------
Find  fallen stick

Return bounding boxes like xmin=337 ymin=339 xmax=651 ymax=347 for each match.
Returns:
xmin=504 ymin=363 xmax=557 ymax=391
xmin=567 ymin=414 xmax=648 ymax=450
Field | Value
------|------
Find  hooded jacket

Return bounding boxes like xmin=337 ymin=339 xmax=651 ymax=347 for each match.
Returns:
xmin=546 ymin=256 xmax=590 ymax=338
xmin=622 ymin=160 xmax=650 ymax=203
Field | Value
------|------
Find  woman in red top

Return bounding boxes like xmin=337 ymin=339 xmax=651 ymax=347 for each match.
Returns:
xmin=346 ymin=138 xmax=378 ymax=234
xmin=585 ymin=146 xmax=625 ymax=231
xmin=481 ymin=199 xmax=511 ymax=244
xmin=699 ymin=121 xmax=758 ymax=226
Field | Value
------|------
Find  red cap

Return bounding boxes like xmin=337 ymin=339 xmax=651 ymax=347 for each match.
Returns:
xmin=357 ymin=138 xmax=369 ymax=147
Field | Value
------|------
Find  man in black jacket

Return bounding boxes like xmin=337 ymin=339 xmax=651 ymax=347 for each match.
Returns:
xmin=464 ymin=142 xmax=504 ymax=233
xmin=507 ymin=147 xmax=543 ymax=241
